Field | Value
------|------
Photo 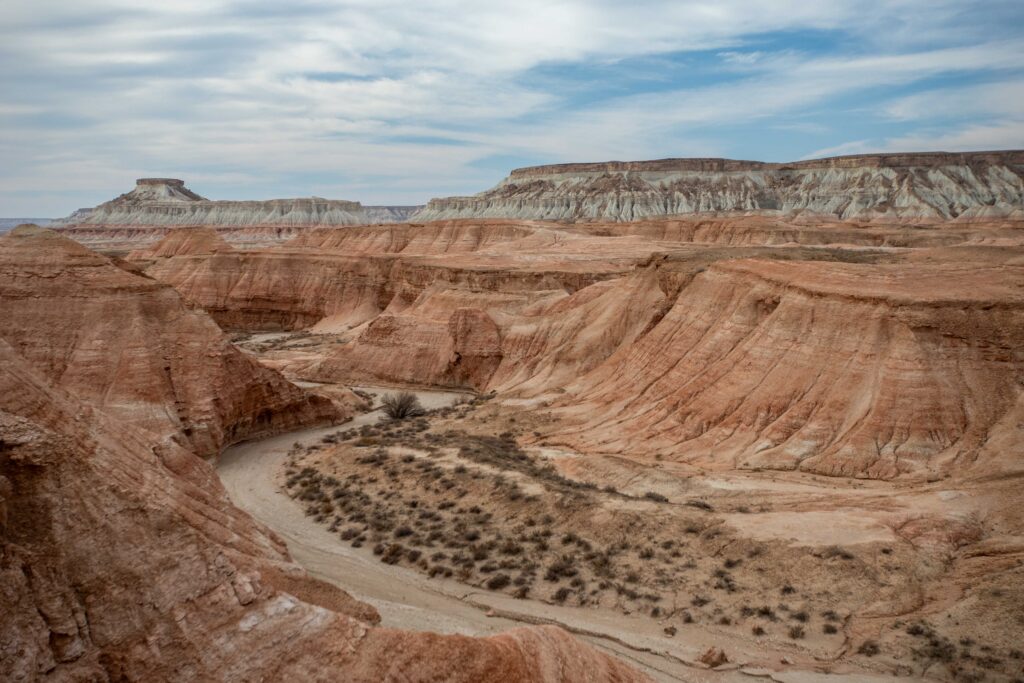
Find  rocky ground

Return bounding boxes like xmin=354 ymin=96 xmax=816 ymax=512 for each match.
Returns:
xmin=260 ymin=384 xmax=1023 ymax=682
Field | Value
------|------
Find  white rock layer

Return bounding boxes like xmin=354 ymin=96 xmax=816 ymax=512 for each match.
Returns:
xmin=414 ymin=151 xmax=1024 ymax=222
xmin=54 ymin=178 xmax=423 ymax=227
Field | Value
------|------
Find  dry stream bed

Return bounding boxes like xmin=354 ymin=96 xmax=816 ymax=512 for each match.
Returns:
xmin=219 ymin=384 xmax=1023 ymax=682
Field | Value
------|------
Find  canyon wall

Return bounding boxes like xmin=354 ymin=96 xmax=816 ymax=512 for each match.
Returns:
xmin=0 ymin=226 xmax=340 ymax=457
xmin=544 ymin=256 xmax=1024 ymax=479
xmin=131 ymin=219 xmax=1024 ymax=480
xmin=415 ymin=151 xmax=1024 ymax=222
xmin=0 ymin=325 xmax=647 ymax=683
xmin=0 ymin=228 xmax=649 ymax=682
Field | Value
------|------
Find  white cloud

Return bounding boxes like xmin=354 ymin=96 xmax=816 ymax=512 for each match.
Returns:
xmin=885 ymin=120 xmax=1024 ymax=152
xmin=0 ymin=0 xmax=1022 ymax=214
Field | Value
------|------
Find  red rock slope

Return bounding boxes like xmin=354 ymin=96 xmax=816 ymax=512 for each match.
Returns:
xmin=547 ymin=257 xmax=1024 ymax=479
xmin=0 ymin=226 xmax=339 ymax=457
xmin=0 ymin=338 xmax=648 ymax=682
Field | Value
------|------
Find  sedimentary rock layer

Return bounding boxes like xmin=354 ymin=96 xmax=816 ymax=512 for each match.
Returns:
xmin=415 ymin=150 xmax=1024 ymax=222
xmin=545 ymin=257 xmax=1024 ymax=479
xmin=0 ymin=335 xmax=648 ymax=683
xmin=131 ymin=218 xmax=1024 ymax=480
xmin=0 ymin=225 xmax=339 ymax=457
xmin=53 ymin=178 xmax=423 ymax=231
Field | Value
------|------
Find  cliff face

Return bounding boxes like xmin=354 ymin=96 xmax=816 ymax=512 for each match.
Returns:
xmin=131 ymin=218 xmax=1024 ymax=480
xmin=0 ymin=226 xmax=340 ymax=457
xmin=414 ymin=151 xmax=1024 ymax=222
xmin=545 ymin=257 xmax=1024 ymax=479
xmin=53 ymin=178 xmax=423 ymax=232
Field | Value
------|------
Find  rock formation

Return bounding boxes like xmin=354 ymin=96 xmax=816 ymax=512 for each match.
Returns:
xmin=130 ymin=216 xmax=1024 ymax=480
xmin=415 ymin=151 xmax=1024 ymax=222
xmin=0 ymin=228 xmax=649 ymax=682
xmin=545 ymin=256 xmax=1024 ymax=479
xmin=0 ymin=334 xmax=647 ymax=683
xmin=52 ymin=178 xmax=424 ymax=234
xmin=0 ymin=225 xmax=340 ymax=457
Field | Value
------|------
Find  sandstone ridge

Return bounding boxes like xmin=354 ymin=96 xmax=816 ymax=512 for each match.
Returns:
xmin=0 ymin=227 xmax=340 ymax=457
xmin=0 ymin=234 xmax=650 ymax=682
xmin=130 ymin=217 xmax=1024 ymax=480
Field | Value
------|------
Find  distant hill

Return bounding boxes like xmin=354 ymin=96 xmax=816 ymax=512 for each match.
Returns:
xmin=0 ymin=218 xmax=52 ymax=233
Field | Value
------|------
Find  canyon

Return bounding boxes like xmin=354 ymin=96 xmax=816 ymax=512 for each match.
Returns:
xmin=3 ymin=152 xmax=1023 ymax=682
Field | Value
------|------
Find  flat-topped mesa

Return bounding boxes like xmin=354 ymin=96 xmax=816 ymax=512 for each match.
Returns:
xmin=130 ymin=177 xmax=207 ymax=201
xmin=53 ymin=178 xmax=423 ymax=230
xmin=414 ymin=149 xmax=1024 ymax=222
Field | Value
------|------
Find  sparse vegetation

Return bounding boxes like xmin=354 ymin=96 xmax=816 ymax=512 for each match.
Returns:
xmin=277 ymin=390 xmax=1015 ymax=679
xmin=382 ymin=391 xmax=425 ymax=420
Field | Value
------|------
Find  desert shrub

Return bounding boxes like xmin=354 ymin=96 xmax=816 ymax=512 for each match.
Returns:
xmin=382 ymin=544 xmax=405 ymax=564
xmin=552 ymin=587 xmax=572 ymax=603
xmin=788 ymin=625 xmax=805 ymax=639
xmin=686 ymin=500 xmax=713 ymax=511
xmin=823 ymin=623 xmax=838 ymax=634
xmin=791 ymin=610 xmax=809 ymax=623
xmin=752 ymin=626 xmax=766 ymax=636
xmin=643 ymin=491 xmax=668 ymax=503
xmin=820 ymin=545 xmax=855 ymax=560
xmin=382 ymin=392 xmax=425 ymax=420
xmin=545 ymin=554 xmax=578 ymax=581
xmin=906 ymin=622 xmax=928 ymax=636
xmin=486 ymin=573 xmax=511 ymax=590
xmin=500 ymin=540 xmax=523 ymax=555
xmin=858 ymin=640 xmax=880 ymax=656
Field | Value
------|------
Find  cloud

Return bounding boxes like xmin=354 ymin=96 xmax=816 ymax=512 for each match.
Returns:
xmin=0 ymin=0 xmax=1022 ymax=214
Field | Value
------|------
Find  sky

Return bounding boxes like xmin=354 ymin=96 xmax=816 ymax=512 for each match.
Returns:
xmin=1 ymin=1 xmax=1023 ymax=216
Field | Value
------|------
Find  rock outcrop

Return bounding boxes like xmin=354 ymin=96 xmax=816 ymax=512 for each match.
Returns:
xmin=53 ymin=178 xmax=424 ymax=232
xmin=0 ymin=226 xmax=649 ymax=682
xmin=545 ymin=256 xmax=1024 ymax=479
xmin=415 ymin=151 xmax=1024 ymax=222
xmin=129 ymin=225 xmax=233 ymax=259
xmin=130 ymin=217 xmax=1024 ymax=480
xmin=0 ymin=225 xmax=340 ymax=457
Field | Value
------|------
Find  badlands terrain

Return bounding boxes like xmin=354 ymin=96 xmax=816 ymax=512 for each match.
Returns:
xmin=3 ymin=151 xmax=1024 ymax=682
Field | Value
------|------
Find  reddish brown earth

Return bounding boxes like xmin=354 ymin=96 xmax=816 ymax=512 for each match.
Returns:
xmin=0 ymin=226 xmax=649 ymax=682
xmin=103 ymin=215 xmax=1024 ymax=680
xmin=6 ymin=196 xmax=1024 ymax=681
xmin=125 ymin=218 xmax=1024 ymax=482
xmin=0 ymin=226 xmax=341 ymax=458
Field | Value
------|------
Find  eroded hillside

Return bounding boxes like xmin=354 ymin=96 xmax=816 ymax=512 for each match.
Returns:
xmin=104 ymin=213 xmax=1024 ymax=680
